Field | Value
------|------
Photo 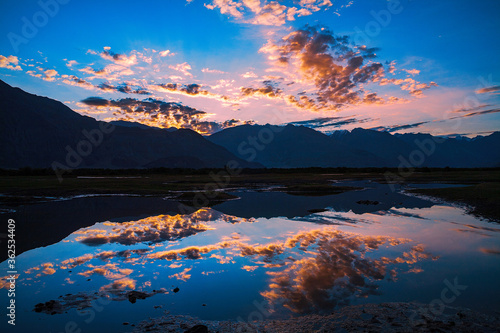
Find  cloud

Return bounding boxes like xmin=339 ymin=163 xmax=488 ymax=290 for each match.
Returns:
xmin=43 ymin=69 xmax=58 ymax=81
xmin=61 ymin=75 xmax=95 ymax=90
xmin=168 ymin=62 xmax=193 ymax=77
xmin=79 ymin=66 xmax=107 ymax=77
xmin=259 ymin=26 xmax=437 ymax=111
xmin=241 ymin=80 xmax=282 ymax=99
xmin=0 ymin=55 xmax=22 ymax=70
xmin=81 ymin=96 xmax=110 ymax=106
xmin=97 ymin=82 xmax=150 ymax=95
xmin=100 ymin=50 xmax=138 ymax=66
xmin=80 ymin=97 xmax=253 ymax=134
xmin=151 ymin=82 xmax=231 ymax=103
xmin=370 ymin=121 xmax=430 ymax=133
xmin=202 ymin=68 xmax=226 ymax=74
xmin=65 ymin=60 xmax=78 ymax=68
xmin=250 ymin=2 xmax=288 ymax=26
xmin=379 ymin=77 xmax=437 ymax=96
xmin=241 ymin=71 xmax=258 ymax=78
xmin=287 ymin=116 xmax=373 ymax=130
xmin=450 ymin=108 xmax=500 ymax=120
xmin=476 ymin=85 xmax=500 ymax=95
xmin=402 ymin=68 xmax=420 ymax=76
xmin=159 ymin=50 xmax=174 ymax=57
xmin=204 ymin=0 xmax=332 ymax=26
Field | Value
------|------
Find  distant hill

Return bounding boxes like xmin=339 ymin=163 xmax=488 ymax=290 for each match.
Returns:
xmin=208 ymin=124 xmax=383 ymax=167
xmin=209 ymin=124 xmax=500 ymax=168
xmin=1 ymin=79 xmax=498 ymax=169
xmin=0 ymin=80 xmax=260 ymax=169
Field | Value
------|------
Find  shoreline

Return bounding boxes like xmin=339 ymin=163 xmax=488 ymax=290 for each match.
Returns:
xmin=132 ymin=302 xmax=500 ymax=333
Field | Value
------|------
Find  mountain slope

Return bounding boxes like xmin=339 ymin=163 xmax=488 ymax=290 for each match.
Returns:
xmin=208 ymin=124 xmax=384 ymax=167
xmin=0 ymin=80 xmax=260 ymax=169
xmin=209 ymin=124 xmax=500 ymax=168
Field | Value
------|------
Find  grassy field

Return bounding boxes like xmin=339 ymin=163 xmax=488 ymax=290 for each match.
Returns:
xmin=1 ymin=168 xmax=499 ymax=220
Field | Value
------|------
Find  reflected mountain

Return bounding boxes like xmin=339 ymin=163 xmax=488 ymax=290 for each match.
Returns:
xmin=2 ymin=202 xmax=500 ymax=332
xmin=4 ymin=196 xmax=188 ymax=260
xmin=3 ymin=181 xmax=436 ymax=260
xmin=2 ymin=208 xmax=439 ymax=322
xmin=214 ymin=180 xmax=434 ymax=219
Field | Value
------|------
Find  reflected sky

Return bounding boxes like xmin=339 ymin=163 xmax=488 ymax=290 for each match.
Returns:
xmin=1 ymin=188 xmax=500 ymax=332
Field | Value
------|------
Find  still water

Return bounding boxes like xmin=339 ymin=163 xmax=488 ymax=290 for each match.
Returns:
xmin=1 ymin=181 xmax=499 ymax=332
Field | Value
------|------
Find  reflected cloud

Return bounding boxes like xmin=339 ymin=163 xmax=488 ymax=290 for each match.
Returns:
xmin=100 ymin=277 xmax=137 ymax=293
xmin=479 ymin=247 xmax=500 ymax=255
xmin=16 ymin=208 xmax=443 ymax=318
xmin=168 ymin=268 xmax=192 ymax=281
xmin=450 ymin=222 xmax=500 ymax=237
xmin=261 ymin=229 xmax=436 ymax=313
xmin=75 ymin=208 xmax=255 ymax=246
xmin=78 ymin=263 xmax=133 ymax=280
xmin=75 ymin=211 xmax=216 ymax=245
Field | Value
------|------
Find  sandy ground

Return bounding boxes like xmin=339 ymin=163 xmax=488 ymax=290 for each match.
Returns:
xmin=132 ymin=302 xmax=500 ymax=332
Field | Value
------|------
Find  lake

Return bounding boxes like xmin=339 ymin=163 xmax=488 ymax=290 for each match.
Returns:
xmin=1 ymin=180 xmax=499 ymax=332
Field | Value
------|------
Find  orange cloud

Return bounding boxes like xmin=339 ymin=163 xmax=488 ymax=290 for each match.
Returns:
xmin=75 ymin=212 xmax=216 ymax=246
xmin=261 ymin=228 xmax=436 ymax=313
xmin=204 ymin=0 xmax=332 ymax=26
xmin=258 ymin=26 xmax=438 ymax=111
xmin=0 ymin=55 xmax=22 ymax=70
xmin=43 ymin=69 xmax=58 ymax=81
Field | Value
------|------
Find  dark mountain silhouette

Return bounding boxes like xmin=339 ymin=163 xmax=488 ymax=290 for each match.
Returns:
xmin=1 ymin=79 xmax=498 ymax=169
xmin=208 ymin=124 xmax=383 ymax=167
xmin=0 ymin=80 xmax=260 ymax=169
xmin=209 ymin=124 xmax=500 ymax=168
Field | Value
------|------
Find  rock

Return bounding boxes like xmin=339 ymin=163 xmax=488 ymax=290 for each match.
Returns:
xmin=33 ymin=300 xmax=62 ymax=314
xmin=127 ymin=291 xmax=149 ymax=304
xmin=356 ymin=200 xmax=380 ymax=205
xmin=308 ymin=208 xmax=328 ymax=213
xmin=184 ymin=324 xmax=209 ymax=333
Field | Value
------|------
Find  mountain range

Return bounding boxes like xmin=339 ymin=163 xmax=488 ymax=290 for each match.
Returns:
xmin=1 ymin=79 xmax=499 ymax=169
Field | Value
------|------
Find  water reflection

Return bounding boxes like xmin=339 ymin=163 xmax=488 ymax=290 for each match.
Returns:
xmin=261 ymin=229 xmax=436 ymax=313
xmin=3 ymin=208 xmax=438 ymax=318
xmin=74 ymin=208 xmax=254 ymax=246
xmin=1 ymin=196 xmax=500 ymax=332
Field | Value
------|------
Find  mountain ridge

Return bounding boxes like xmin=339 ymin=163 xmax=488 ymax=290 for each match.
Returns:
xmin=1 ymin=79 xmax=499 ymax=169
xmin=0 ymin=80 xmax=261 ymax=169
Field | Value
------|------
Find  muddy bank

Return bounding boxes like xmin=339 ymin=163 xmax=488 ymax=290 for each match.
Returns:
xmin=133 ymin=302 xmax=500 ymax=333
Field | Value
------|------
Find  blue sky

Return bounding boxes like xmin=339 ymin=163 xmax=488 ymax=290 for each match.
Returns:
xmin=1 ymin=0 xmax=499 ymax=135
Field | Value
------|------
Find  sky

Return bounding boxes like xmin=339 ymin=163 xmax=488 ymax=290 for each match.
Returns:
xmin=1 ymin=0 xmax=499 ymax=136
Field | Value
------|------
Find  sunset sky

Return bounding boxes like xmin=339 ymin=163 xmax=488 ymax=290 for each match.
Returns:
xmin=1 ymin=0 xmax=499 ymax=136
